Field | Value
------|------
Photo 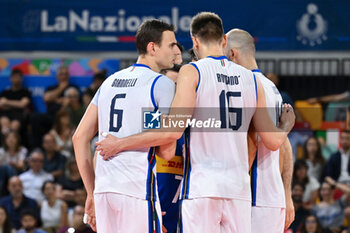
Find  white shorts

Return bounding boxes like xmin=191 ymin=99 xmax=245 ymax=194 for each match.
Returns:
xmin=179 ymin=198 xmax=251 ymax=233
xmin=94 ymin=192 xmax=162 ymax=233
xmin=251 ymin=206 xmax=286 ymax=233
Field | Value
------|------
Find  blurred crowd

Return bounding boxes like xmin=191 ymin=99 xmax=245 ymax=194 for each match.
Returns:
xmin=0 ymin=67 xmax=104 ymax=233
xmin=0 ymin=65 xmax=350 ymax=233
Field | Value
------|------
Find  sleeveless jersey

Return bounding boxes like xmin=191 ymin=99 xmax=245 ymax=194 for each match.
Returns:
xmin=251 ymin=70 xmax=285 ymax=208
xmin=92 ymin=64 xmax=175 ymax=201
xmin=156 ymin=137 xmax=184 ymax=233
xmin=180 ymin=56 xmax=257 ymax=201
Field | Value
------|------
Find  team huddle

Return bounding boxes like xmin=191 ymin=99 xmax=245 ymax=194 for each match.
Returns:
xmin=72 ymin=12 xmax=296 ymax=233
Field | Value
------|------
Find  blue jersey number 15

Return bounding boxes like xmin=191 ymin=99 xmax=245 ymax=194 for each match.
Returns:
xmin=219 ymin=90 xmax=242 ymax=130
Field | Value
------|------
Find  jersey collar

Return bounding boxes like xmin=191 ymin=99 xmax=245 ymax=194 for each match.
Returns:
xmin=251 ymin=69 xmax=261 ymax=73
xmin=207 ymin=55 xmax=228 ymax=60
xmin=133 ymin=63 xmax=151 ymax=70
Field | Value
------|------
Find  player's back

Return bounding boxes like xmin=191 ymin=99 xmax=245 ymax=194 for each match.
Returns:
xmin=251 ymin=70 xmax=285 ymax=208
xmin=180 ymin=56 xmax=257 ymax=201
xmin=93 ymin=64 xmax=174 ymax=201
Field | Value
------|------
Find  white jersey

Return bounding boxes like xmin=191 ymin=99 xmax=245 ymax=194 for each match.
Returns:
xmin=251 ymin=70 xmax=285 ymax=208
xmin=92 ymin=64 xmax=175 ymax=201
xmin=180 ymin=56 xmax=257 ymax=201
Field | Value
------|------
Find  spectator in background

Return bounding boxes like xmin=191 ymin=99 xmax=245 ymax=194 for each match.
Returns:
xmin=293 ymin=159 xmax=320 ymax=206
xmin=289 ymin=182 xmax=310 ymax=233
xmin=82 ymin=70 xmax=106 ymax=107
xmin=62 ymin=87 xmax=85 ymax=128
xmin=0 ymin=206 xmax=16 ymax=233
xmin=326 ymin=130 xmax=350 ymax=185
xmin=19 ymin=150 xmax=53 ymax=204
xmin=307 ymin=91 xmax=350 ymax=105
xmin=0 ymin=177 xmax=39 ymax=230
xmin=307 ymin=90 xmax=350 ymax=122
xmin=17 ymin=209 xmax=46 ymax=233
xmin=73 ymin=189 xmax=87 ymax=207
xmin=299 ymin=214 xmax=324 ymax=233
xmin=58 ymin=205 xmax=94 ymax=233
xmin=29 ymin=66 xmax=75 ymax=149
xmin=0 ymin=165 xmax=16 ymax=197
xmin=301 ymin=136 xmax=325 ymax=182
xmin=318 ymin=137 xmax=338 ymax=161
xmin=50 ymin=110 xmax=74 ymax=159
xmin=0 ymin=69 xmax=32 ymax=134
xmin=312 ymin=177 xmax=350 ymax=232
xmin=56 ymin=158 xmax=84 ymax=208
xmin=43 ymin=66 xmax=76 ymax=118
xmin=0 ymin=131 xmax=27 ymax=173
xmin=42 ymin=133 xmax=66 ymax=179
xmin=40 ymin=181 xmax=68 ymax=233
xmin=66 ymin=189 xmax=87 ymax=225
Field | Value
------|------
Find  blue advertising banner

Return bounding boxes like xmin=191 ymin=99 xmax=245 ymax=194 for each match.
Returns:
xmin=0 ymin=0 xmax=349 ymax=51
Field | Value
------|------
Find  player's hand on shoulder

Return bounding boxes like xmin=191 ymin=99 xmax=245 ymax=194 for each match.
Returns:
xmin=95 ymin=132 xmax=121 ymax=160
xmin=279 ymin=104 xmax=295 ymax=133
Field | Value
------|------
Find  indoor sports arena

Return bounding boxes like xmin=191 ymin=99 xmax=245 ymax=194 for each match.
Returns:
xmin=0 ymin=1 xmax=349 ymax=233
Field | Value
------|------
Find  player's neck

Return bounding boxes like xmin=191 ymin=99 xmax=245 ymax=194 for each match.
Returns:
xmin=240 ymin=57 xmax=259 ymax=71
xmin=136 ymin=56 xmax=161 ymax=73
xmin=199 ymin=44 xmax=225 ymax=59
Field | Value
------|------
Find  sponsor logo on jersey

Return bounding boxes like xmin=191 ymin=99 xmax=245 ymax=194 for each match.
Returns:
xmin=156 ymin=155 xmax=184 ymax=175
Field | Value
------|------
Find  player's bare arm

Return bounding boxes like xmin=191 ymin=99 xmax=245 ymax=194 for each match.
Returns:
xmin=72 ymin=103 xmax=98 ymax=231
xmin=155 ymin=141 xmax=177 ymax=161
xmin=279 ymin=138 xmax=295 ymax=229
xmin=253 ymin=78 xmax=295 ymax=151
xmin=96 ymin=64 xmax=198 ymax=160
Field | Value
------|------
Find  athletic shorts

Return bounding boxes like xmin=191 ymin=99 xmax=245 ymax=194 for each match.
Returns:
xmin=179 ymin=197 xmax=251 ymax=233
xmin=251 ymin=206 xmax=286 ymax=233
xmin=94 ymin=192 xmax=162 ymax=233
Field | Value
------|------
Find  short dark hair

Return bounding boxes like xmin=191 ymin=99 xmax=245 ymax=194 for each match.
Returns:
xmin=190 ymin=12 xmax=224 ymax=43
xmin=20 ymin=209 xmax=37 ymax=220
xmin=292 ymin=181 xmax=305 ymax=192
xmin=11 ymin=69 xmax=23 ymax=77
xmin=41 ymin=180 xmax=55 ymax=193
xmin=136 ymin=20 xmax=175 ymax=55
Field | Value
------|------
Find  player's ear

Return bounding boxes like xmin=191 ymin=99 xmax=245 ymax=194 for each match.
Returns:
xmin=146 ymin=42 xmax=156 ymax=56
xmin=192 ymin=36 xmax=199 ymax=51
xmin=230 ymin=48 xmax=236 ymax=61
xmin=222 ymin=35 xmax=227 ymax=50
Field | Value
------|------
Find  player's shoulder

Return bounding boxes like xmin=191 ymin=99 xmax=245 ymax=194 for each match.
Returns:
xmin=227 ymin=60 xmax=253 ymax=75
xmin=154 ymin=75 xmax=175 ymax=90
